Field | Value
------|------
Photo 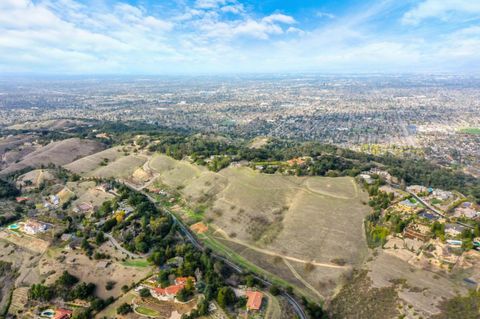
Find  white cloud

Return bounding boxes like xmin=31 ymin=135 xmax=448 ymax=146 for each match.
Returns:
xmin=195 ymin=0 xmax=227 ymax=9
xmin=262 ymin=13 xmax=296 ymax=24
xmin=0 ymin=0 xmax=479 ymax=74
xmin=402 ymin=0 xmax=480 ymax=25
xmin=221 ymin=4 xmax=244 ymax=14
xmin=316 ymin=11 xmax=335 ymax=19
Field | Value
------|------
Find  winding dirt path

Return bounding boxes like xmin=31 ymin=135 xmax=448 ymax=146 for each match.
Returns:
xmin=283 ymin=259 xmax=325 ymax=300
xmin=212 ymin=228 xmax=347 ymax=269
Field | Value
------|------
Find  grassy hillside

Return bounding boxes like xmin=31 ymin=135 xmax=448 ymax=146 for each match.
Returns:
xmin=0 ymin=138 xmax=104 ymax=176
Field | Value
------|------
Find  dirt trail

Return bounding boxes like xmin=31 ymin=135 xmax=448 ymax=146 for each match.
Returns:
xmin=212 ymin=228 xmax=347 ymax=269
xmin=283 ymin=259 xmax=325 ymax=300
xmin=217 ymin=171 xmax=357 ymax=200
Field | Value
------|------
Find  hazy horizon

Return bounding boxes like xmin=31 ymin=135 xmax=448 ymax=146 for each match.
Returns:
xmin=1 ymin=0 xmax=480 ymax=75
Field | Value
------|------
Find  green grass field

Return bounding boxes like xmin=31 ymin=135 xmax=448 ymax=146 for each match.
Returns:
xmin=459 ymin=127 xmax=480 ymax=135
xmin=122 ymin=259 xmax=150 ymax=267
xmin=135 ymin=305 xmax=159 ymax=316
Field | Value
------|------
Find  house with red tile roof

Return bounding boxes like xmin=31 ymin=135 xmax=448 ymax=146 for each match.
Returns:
xmin=53 ymin=308 xmax=73 ymax=319
xmin=151 ymin=284 xmax=185 ymax=301
xmin=175 ymin=276 xmax=196 ymax=285
xmin=246 ymin=291 xmax=263 ymax=311
xmin=15 ymin=197 xmax=29 ymax=203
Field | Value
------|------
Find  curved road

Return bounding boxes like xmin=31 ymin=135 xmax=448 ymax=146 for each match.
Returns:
xmin=104 ymin=233 xmax=142 ymax=259
xmin=388 ymin=182 xmax=474 ymax=230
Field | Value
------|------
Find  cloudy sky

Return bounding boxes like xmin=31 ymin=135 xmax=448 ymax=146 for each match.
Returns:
xmin=1 ymin=0 xmax=480 ymax=74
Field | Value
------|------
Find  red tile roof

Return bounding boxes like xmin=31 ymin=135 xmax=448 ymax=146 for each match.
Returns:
xmin=175 ymin=276 xmax=195 ymax=285
xmin=246 ymin=291 xmax=263 ymax=310
xmin=54 ymin=309 xmax=73 ymax=319
xmin=153 ymin=284 xmax=185 ymax=296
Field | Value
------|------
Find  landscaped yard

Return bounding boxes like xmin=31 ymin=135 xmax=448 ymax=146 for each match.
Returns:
xmin=459 ymin=127 xmax=480 ymax=135
xmin=122 ymin=259 xmax=150 ymax=268
xmin=136 ymin=305 xmax=160 ymax=317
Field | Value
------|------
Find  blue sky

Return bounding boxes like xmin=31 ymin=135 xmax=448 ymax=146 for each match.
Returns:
xmin=0 ymin=0 xmax=480 ymax=74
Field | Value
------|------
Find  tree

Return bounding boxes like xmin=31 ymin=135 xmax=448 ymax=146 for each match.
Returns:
xmin=269 ymin=284 xmax=280 ymax=296
xmin=245 ymin=275 xmax=255 ymax=287
xmin=105 ymin=281 xmax=116 ymax=291
xmin=139 ymin=287 xmax=151 ymax=298
xmin=197 ymin=299 xmax=209 ymax=316
xmin=71 ymin=282 xmax=96 ymax=300
xmin=29 ymin=284 xmax=54 ymax=301
xmin=56 ymin=271 xmax=79 ymax=287
xmin=185 ymin=278 xmax=195 ymax=292
xmin=177 ymin=287 xmax=192 ymax=302
xmin=95 ymin=231 xmax=106 ymax=245
xmin=217 ymin=287 xmax=236 ymax=308
xmin=117 ymin=303 xmax=132 ymax=315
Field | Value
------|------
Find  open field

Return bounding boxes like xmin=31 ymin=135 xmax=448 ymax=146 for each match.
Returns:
xmin=39 ymin=246 xmax=153 ymax=299
xmin=0 ymin=134 xmax=35 ymax=153
xmin=16 ymin=169 xmax=56 ymax=189
xmin=64 ymin=146 xmax=127 ymax=174
xmin=0 ymin=138 xmax=104 ymax=176
xmin=8 ymin=287 xmax=29 ymax=317
xmin=89 ymin=154 xmax=147 ymax=179
xmin=149 ymin=154 xmax=206 ymax=189
xmin=95 ymin=291 xmax=136 ymax=318
xmin=0 ymin=230 xmax=50 ymax=253
xmin=7 ymin=119 xmax=87 ymax=131
xmin=0 ymin=239 xmax=43 ymax=315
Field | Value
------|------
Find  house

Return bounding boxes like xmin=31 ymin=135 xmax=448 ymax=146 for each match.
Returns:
xmin=53 ymin=308 xmax=73 ymax=319
xmin=50 ymin=195 xmax=60 ymax=206
xmin=432 ymin=189 xmax=453 ymax=201
xmin=406 ymin=185 xmax=428 ymax=195
xmin=287 ymin=157 xmax=306 ymax=166
xmin=398 ymin=199 xmax=418 ymax=213
xmin=403 ymin=224 xmax=430 ymax=242
xmin=151 ymin=284 xmax=185 ymax=301
xmin=445 ymin=223 xmax=466 ymax=237
xmin=23 ymin=220 xmax=48 ymax=235
xmin=418 ymin=211 xmax=440 ymax=221
xmin=96 ymin=183 xmax=111 ymax=192
xmin=166 ymin=256 xmax=184 ymax=267
xmin=446 ymin=239 xmax=462 ymax=246
xmin=95 ymin=133 xmax=110 ymax=139
xmin=246 ymin=291 xmax=263 ymax=311
xmin=74 ymin=202 xmax=94 ymax=214
xmin=15 ymin=197 xmax=29 ymax=203
xmin=175 ymin=276 xmax=195 ymax=285
xmin=369 ymin=168 xmax=393 ymax=182
xmin=60 ymin=233 xmax=74 ymax=241
xmin=66 ymin=238 xmax=82 ymax=250
xmin=360 ymin=174 xmax=374 ymax=184
xmin=454 ymin=202 xmax=479 ymax=219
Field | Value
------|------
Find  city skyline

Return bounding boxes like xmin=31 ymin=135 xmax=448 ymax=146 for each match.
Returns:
xmin=1 ymin=0 xmax=480 ymax=74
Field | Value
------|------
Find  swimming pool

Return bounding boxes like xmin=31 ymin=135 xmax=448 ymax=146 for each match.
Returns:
xmin=40 ymin=309 xmax=55 ymax=318
xmin=7 ymin=223 xmax=19 ymax=230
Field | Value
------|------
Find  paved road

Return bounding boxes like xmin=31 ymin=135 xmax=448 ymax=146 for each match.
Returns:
xmin=123 ymin=182 xmax=308 ymax=319
xmin=104 ymin=233 xmax=142 ymax=259
xmin=389 ymin=182 xmax=474 ymax=229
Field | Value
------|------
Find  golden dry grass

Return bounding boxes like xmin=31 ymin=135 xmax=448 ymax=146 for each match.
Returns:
xmin=1 ymin=138 xmax=104 ymax=176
